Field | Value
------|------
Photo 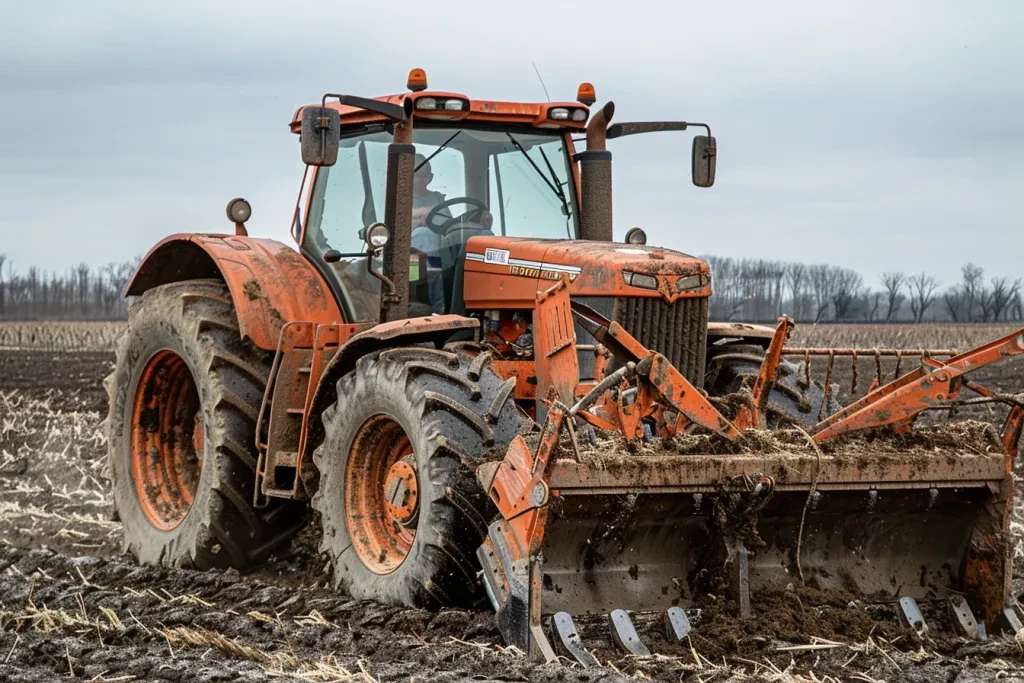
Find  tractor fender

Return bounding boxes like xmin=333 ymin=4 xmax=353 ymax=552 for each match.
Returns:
xmin=706 ymin=321 xmax=777 ymax=349
xmin=299 ymin=315 xmax=481 ymax=494
xmin=126 ymin=233 xmax=343 ymax=350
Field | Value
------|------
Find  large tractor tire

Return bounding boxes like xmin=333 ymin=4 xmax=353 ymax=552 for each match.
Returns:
xmin=312 ymin=346 xmax=526 ymax=608
xmin=105 ymin=279 xmax=302 ymax=570
xmin=704 ymin=343 xmax=842 ymax=428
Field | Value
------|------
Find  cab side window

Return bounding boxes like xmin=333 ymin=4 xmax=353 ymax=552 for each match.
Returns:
xmin=305 ymin=134 xmax=391 ymax=322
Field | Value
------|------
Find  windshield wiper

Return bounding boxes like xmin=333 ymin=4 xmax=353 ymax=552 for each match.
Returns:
xmin=415 ymin=130 xmax=462 ymax=172
xmin=506 ymin=133 xmax=570 ymax=218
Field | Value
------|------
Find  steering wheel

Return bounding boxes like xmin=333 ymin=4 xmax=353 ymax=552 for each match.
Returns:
xmin=425 ymin=196 xmax=490 ymax=234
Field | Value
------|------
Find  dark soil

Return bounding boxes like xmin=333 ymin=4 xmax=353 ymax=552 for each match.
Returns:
xmin=2 ymin=349 xmax=1024 ymax=681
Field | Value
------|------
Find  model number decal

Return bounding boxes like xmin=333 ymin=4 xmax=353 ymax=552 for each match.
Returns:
xmin=484 ymin=248 xmax=510 ymax=265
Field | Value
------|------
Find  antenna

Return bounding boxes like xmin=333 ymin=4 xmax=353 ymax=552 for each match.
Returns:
xmin=532 ymin=61 xmax=551 ymax=101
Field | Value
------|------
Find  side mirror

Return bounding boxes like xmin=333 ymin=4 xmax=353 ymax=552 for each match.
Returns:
xmin=691 ymin=135 xmax=717 ymax=188
xmin=300 ymin=107 xmax=341 ymax=167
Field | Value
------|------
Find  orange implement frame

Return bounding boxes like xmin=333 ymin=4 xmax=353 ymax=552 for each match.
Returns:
xmin=733 ymin=316 xmax=795 ymax=430
xmin=811 ymin=327 xmax=1024 ymax=442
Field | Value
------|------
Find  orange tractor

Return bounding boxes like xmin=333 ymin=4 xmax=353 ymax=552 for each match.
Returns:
xmin=106 ymin=69 xmax=1024 ymax=662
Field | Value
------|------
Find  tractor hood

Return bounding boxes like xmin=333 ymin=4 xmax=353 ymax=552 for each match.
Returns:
xmin=461 ymin=236 xmax=711 ymax=309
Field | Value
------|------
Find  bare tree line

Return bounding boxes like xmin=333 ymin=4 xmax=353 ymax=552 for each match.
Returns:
xmin=0 ymin=254 xmax=139 ymax=321
xmin=1 ymin=251 xmax=1020 ymax=323
xmin=704 ymin=256 xmax=1022 ymax=323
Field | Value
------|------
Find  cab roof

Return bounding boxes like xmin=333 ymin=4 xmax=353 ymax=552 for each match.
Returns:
xmin=289 ymin=90 xmax=590 ymax=134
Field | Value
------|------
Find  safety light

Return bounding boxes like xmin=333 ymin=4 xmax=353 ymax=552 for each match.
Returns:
xmin=407 ymin=68 xmax=428 ymax=92
xmin=577 ymin=82 xmax=596 ymax=106
xmin=365 ymin=222 xmax=390 ymax=249
xmin=415 ymin=98 xmax=438 ymax=110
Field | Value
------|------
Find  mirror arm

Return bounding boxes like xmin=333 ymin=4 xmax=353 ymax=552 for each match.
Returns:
xmin=320 ymin=93 xmax=407 ymax=122
xmin=606 ymin=121 xmax=711 ymax=139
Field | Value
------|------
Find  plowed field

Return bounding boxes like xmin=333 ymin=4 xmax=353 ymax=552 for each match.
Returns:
xmin=2 ymin=339 xmax=1024 ymax=682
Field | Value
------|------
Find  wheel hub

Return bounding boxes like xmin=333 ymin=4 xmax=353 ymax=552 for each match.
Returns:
xmin=131 ymin=349 xmax=203 ymax=531
xmin=384 ymin=460 xmax=419 ymax=527
xmin=344 ymin=414 xmax=419 ymax=574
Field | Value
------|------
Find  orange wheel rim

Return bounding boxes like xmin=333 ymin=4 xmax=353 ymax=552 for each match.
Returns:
xmin=344 ymin=415 xmax=419 ymax=574
xmin=131 ymin=350 xmax=203 ymax=530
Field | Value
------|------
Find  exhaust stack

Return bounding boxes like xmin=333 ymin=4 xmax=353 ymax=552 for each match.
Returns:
xmin=578 ymin=101 xmax=615 ymax=242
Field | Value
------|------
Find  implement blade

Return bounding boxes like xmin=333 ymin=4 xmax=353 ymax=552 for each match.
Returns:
xmin=538 ymin=449 xmax=1011 ymax=626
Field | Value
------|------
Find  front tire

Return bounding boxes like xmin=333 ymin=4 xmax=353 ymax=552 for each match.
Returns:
xmin=105 ymin=280 xmax=301 ymax=569
xmin=704 ymin=343 xmax=842 ymax=428
xmin=312 ymin=346 xmax=526 ymax=608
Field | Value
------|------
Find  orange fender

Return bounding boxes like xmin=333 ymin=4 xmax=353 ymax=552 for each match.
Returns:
xmin=126 ymin=233 xmax=343 ymax=350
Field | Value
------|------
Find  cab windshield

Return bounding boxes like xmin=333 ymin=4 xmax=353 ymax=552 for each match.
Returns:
xmin=304 ymin=125 xmax=578 ymax=322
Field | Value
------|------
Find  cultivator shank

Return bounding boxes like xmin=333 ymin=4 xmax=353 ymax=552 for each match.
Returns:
xmin=480 ymin=278 xmax=1024 ymax=662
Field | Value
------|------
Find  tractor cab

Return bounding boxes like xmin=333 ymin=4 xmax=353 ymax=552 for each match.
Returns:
xmin=290 ymin=69 xmax=717 ymax=332
xmin=302 ymin=123 xmax=580 ymax=321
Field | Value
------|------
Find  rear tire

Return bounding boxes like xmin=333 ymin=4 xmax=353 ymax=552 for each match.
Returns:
xmin=312 ymin=346 xmax=526 ymax=607
xmin=704 ymin=343 xmax=842 ymax=428
xmin=105 ymin=279 xmax=302 ymax=569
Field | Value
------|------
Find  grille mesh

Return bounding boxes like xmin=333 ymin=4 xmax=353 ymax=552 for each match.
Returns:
xmin=576 ymin=296 xmax=708 ymax=388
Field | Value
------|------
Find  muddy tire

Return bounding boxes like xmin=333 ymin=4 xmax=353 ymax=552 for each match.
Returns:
xmin=312 ymin=347 xmax=526 ymax=608
xmin=704 ymin=344 xmax=842 ymax=428
xmin=105 ymin=279 xmax=302 ymax=570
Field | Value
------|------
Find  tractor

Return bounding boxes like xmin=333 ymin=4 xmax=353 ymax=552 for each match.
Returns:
xmin=106 ymin=69 xmax=1024 ymax=662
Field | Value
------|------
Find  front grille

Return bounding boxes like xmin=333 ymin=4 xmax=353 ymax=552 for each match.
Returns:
xmin=576 ymin=296 xmax=708 ymax=388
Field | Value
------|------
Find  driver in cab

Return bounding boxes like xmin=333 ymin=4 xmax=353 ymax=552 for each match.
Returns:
xmin=411 ymin=153 xmax=452 ymax=229
xmin=410 ymin=153 xmax=451 ymax=314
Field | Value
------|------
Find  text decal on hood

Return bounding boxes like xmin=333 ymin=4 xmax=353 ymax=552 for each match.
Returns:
xmin=466 ymin=252 xmax=581 ymax=282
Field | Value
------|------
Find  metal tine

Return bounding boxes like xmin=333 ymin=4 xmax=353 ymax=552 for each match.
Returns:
xmin=664 ymin=606 xmax=692 ymax=642
xmin=550 ymin=612 xmax=598 ymax=667
xmin=948 ymin=595 xmax=982 ymax=640
xmin=898 ymin=596 xmax=928 ymax=638
xmin=996 ymin=605 xmax=1024 ymax=636
xmin=609 ymin=609 xmax=650 ymax=656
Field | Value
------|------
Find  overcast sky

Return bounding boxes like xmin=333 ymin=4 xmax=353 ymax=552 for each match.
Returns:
xmin=1 ymin=1 xmax=1021 ymax=287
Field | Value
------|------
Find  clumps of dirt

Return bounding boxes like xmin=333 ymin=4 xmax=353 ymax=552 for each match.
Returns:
xmin=822 ymin=420 xmax=1006 ymax=457
xmin=573 ymin=419 xmax=1008 ymax=464
xmin=685 ymin=585 xmax=903 ymax=661
xmin=241 ymin=278 xmax=285 ymax=328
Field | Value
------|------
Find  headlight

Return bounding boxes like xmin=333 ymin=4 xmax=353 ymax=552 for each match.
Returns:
xmin=625 ymin=227 xmax=647 ymax=245
xmin=571 ymin=109 xmax=588 ymax=121
xmin=415 ymin=98 xmax=467 ymax=112
xmin=366 ymin=222 xmax=390 ymax=248
xmin=676 ymin=274 xmax=704 ymax=291
xmin=225 ymin=197 xmax=252 ymax=224
xmin=624 ymin=271 xmax=658 ymax=290
xmin=548 ymin=108 xmax=570 ymax=120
